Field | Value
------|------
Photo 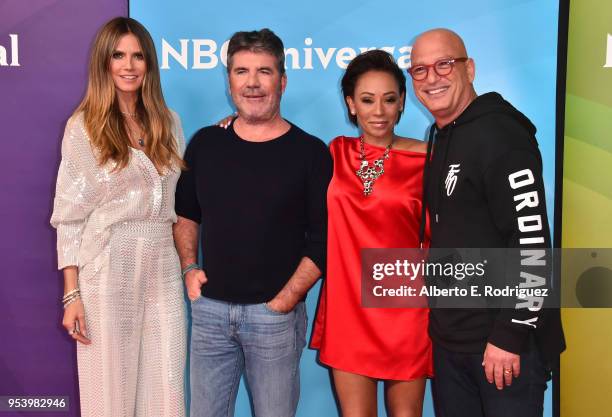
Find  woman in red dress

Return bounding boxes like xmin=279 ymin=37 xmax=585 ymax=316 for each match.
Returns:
xmin=311 ymin=50 xmax=433 ymax=417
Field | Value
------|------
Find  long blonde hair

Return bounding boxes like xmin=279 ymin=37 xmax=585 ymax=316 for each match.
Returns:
xmin=75 ymin=17 xmax=184 ymax=171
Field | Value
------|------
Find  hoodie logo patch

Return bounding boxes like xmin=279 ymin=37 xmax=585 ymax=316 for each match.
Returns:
xmin=445 ymin=164 xmax=461 ymax=196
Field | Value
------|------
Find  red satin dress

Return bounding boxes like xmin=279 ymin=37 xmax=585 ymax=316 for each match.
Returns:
xmin=311 ymin=136 xmax=433 ymax=380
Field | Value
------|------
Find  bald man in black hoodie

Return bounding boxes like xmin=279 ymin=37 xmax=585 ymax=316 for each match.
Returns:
xmin=408 ymin=29 xmax=565 ymax=417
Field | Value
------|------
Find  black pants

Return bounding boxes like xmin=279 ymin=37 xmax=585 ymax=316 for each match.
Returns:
xmin=431 ymin=341 xmax=549 ymax=417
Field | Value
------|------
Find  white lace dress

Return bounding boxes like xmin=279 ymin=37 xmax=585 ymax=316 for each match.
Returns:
xmin=50 ymin=112 xmax=186 ymax=417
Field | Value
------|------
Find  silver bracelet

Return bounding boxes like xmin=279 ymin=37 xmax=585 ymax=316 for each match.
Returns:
xmin=62 ymin=288 xmax=80 ymax=303
xmin=63 ymin=295 xmax=80 ymax=309
xmin=181 ymin=263 xmax=201 ymax=280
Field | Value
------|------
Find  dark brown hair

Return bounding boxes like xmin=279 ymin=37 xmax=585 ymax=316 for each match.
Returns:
xmin=341 ymin=49 xmax=407 ymax=126
xmin=226 ymin=28 xmax=285 ymax=75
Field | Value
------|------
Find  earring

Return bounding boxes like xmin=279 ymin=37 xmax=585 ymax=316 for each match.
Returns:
xmin=351 ymin=110 xmax=356 ymax=115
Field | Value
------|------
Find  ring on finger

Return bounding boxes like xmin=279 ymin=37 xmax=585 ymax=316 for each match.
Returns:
xmin=503 ymin=368 xmax=512 ymax=375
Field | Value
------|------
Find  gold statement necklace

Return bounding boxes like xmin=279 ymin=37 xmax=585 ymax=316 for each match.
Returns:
xmin=355 ymin=136 xmax=393 ymax=196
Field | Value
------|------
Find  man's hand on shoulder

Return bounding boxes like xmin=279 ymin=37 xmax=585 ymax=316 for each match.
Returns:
xmin=216 ymin=113 xmax=237 ymax=129
xmin=482 ymin=342 xmax=521 ymax=390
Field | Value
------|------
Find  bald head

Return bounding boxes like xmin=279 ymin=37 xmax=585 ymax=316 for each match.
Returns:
xmin=409 ymin=28 xmax=477 ymax=127
xmin=412 ymin=29 xmax=468 ymax=62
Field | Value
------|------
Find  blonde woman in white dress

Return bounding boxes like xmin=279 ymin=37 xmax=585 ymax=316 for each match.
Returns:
xmin=50 ymin=17 xmax=186 ymax=417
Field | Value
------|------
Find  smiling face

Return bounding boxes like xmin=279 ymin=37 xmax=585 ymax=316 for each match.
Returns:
xmin=410 ymin=29 xmax=476 ymax=127
xmin=346 ymin=70 xmax=404 ymax=142
xmin=228 ymin=50 xmax=286 ymax=123
xmin=109 ymin=33 xmax=146 ymax=97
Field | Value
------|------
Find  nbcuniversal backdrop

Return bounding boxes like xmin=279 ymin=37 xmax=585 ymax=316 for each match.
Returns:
xmin=131 ymin=0 xmax=560 ymax=416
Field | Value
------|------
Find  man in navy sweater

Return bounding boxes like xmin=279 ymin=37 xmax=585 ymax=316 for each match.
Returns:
xmin=173 ymin=29 xmax=332 ymax=417
xmin=408 ymin=28 xmax=565 ymax=417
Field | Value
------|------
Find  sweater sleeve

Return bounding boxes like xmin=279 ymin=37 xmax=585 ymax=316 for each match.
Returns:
xmin=175 ymin=133 xmax=202 ymax=224
xmin=50 ymin=115 xmax=107 ymax=270
xmin=301 ymin=138 xmax=333 ymax=274
xmin=483 ymin=144 xmax=551 ymax=354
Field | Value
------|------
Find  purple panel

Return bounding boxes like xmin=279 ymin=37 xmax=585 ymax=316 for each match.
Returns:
xmin=0 ymin=1 xmax=127 ymax=416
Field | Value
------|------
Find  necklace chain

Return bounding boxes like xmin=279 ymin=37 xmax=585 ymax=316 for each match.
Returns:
xmin=120 ymin=109 xmax=144 ymax=147
xmin=124 ymin=119 xmax=145 ymax=148
xmin=355 ymin=136 xmax=392 ymax=196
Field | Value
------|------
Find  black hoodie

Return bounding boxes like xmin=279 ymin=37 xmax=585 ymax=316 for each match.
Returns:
xmin=423 ymin=92 xmax=565 ymax=365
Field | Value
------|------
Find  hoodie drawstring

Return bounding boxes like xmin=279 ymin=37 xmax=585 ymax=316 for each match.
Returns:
xmin=419 ymin=122 xmax=455 ymax=247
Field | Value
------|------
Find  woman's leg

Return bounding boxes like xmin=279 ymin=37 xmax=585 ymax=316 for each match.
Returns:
xmin=136 ymin=277 xmax=186 ymax=417
xmin=135 ymin=243 xmax=187 ymax=417
xmin=384 ymin=378 xmax=426 ymax=417
xmin=332 ymin=368 xmax=378 ymax=417
xmin=77 ymin=259 xmax=143 ymax=417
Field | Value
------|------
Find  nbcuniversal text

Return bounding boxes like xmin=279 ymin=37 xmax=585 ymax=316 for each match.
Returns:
xmin=360 ymin=248 xmax=612 ymax=309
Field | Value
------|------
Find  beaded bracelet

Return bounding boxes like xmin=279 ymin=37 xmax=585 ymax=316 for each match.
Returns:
xmin=62 ymin=288 xmax=80 ymax=303
xmin=181 ymin=263 xmax=201 ymax=280
xmin=63 ymin=294 xmax=80 ymax=309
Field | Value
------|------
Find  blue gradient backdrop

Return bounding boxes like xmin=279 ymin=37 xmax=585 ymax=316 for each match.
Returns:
xmin=131 ymin=1 xmax=559 ymax=416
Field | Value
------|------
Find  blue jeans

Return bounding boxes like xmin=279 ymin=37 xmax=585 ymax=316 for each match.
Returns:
xmin=190 ymin=296 xmax=307 ymax=417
